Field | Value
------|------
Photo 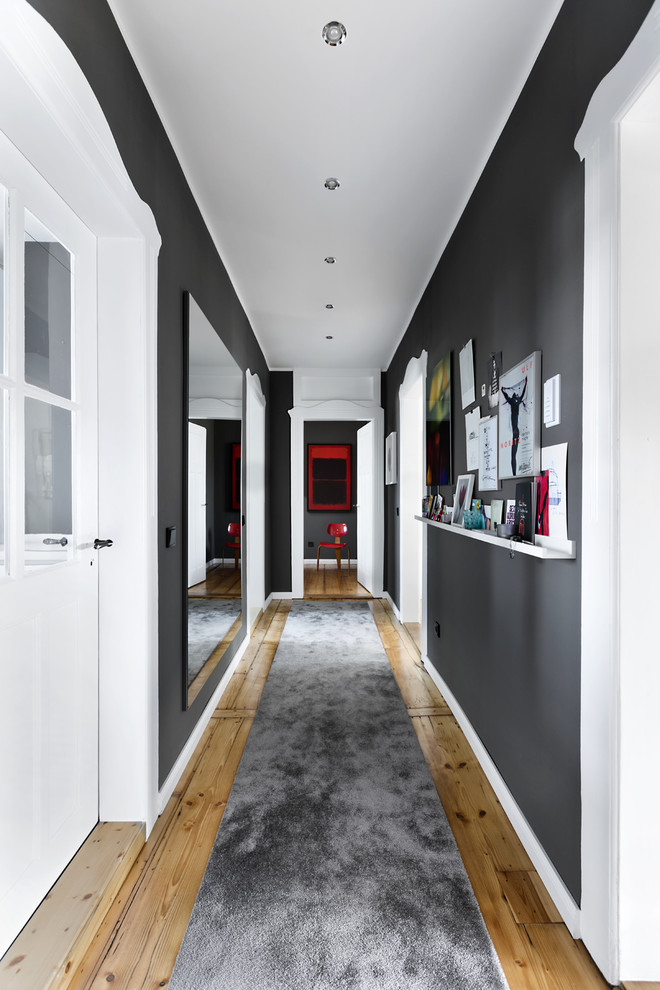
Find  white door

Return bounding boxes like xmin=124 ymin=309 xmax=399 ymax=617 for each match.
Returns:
xmin=188 ymin=422 xmax=206 ymax=588
xmin=0 ymin=133 xmax=99 ymax=955
xmin=357 ymin=421 xmax=375 ymax=594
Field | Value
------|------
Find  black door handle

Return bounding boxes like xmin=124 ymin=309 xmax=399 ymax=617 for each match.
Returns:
xmin=94 ymin=538 xmax=114 ymax=550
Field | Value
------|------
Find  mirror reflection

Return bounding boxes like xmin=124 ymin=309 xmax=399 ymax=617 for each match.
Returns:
xmin=186 ymin=294 xmax=242 ymax=707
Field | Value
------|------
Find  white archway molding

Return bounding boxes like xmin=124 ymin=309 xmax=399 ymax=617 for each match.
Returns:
xmin=245 ymin=370 xmax=266 ymax=629
xmin=289 ymin=399 xmax=384 ymax=600
xmin=188 ymin=397 xmax=241 ymax=420
xmin=398 ymin=352 xmax=427 ymax=637
xmin=575 ymin=2 xmax=660 ymax=982
xmin=0 ymin=1 xmax=161 ymax=831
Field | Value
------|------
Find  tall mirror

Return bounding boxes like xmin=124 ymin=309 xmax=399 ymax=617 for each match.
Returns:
xmin=185 ymin=293 xmax=243 ymax=707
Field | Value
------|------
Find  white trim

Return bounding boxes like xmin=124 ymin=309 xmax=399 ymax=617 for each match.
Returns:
xmin=289 ymin=398 xmax=384 ymax=600
xmin=270 ymin=591 xmax=295 ymax=600
xmin=422 ymin=654 xmax=581 ymax=937
xmin=245 ymin=371 xmax=266 ymax=630
xmin=157 ymin=633 xmax=250 ymax=814
xmin=574 ymin=4 xmax=660 ymax=981
xmin=0 ymin=2 xmax=161 ymax=837
xmin=384 ymin=591 xmax=401 ymax=622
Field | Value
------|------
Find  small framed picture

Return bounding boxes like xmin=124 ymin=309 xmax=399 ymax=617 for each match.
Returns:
xmin=385 ymin=431 xmax=397 ymax=485
xmin=452 ymin=473 xmax=475 ymax=527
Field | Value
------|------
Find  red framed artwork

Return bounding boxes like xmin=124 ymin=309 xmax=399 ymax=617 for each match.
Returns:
xmin=307 ymin=444 xmax=351 ymax=511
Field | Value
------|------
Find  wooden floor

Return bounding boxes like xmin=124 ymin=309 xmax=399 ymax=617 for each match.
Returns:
xmin=18 ymin=597 xmax=634 ymax=990
xmin=188 ymin=562 xmax=241 ymax=598
xmin=303 ymin=559 xmax=371 ymax=598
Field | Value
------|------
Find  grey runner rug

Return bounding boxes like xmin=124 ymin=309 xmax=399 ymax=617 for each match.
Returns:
xmin=170 ymin=600 xmax=508 ymax=990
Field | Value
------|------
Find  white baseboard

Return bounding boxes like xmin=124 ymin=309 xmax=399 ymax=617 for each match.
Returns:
xmin=303 ymin=557 xmax=357 ymax=567
xmin=384 ymin=591 xmax=401 ymax=621
xmin=269 ymin=591 xmax=294 ymax=600
xmin=157 ymin=632 xmax=250 ymax=815
xmin=422 ymin=654 xmax=581 ymax=938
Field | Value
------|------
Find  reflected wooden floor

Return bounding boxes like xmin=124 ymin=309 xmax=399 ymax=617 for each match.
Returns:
xmin=188 ymin=562 xmax=241 ymax=598
xmin=303 ymin=561 xmax=371 ymax=598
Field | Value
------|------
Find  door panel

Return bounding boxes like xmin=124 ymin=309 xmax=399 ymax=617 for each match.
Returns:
xmin=0 ymin=132 xmax=98 ymax=956
xmin=357 ymin=422 xmax=374 ymax=595
xmin=188 ymin=422 xmax=206 ymax=588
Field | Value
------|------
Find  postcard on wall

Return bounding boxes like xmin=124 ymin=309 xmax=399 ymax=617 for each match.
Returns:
xmin=498 ymin=350 xmax=541 ymax=479
xmin=465 ymin=406 xmax=480 ymax=471
xmin=487 ymin=351 xmax=501 ymax=410
xmin=541 ymin=442 xmax=568 ymax=539
xmin=452 ymin=473 xmax=474 ymax=527
xmin=478 ymin=414 xmax=498 ymax=491
xmin=459 ymin=339 xmax=476 ymax=409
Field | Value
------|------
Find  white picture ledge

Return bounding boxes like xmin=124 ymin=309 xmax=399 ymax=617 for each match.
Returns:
xmin=415 ymin=515 xmax=576 ymax=560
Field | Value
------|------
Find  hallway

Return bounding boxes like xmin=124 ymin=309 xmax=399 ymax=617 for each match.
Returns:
xmin=9 ymin=601 xmax=614 ymax=990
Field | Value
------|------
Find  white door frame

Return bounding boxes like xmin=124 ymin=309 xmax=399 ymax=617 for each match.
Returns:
xmin=245 ymin=370 xmax=266 ymax=629
xmin=0 ymin=2 xmax=161 ymax=832
xmin=398 ymin=352 xmax=427 ymax=636
xmin=289 ymin=400 xmax=384 ymax=599
xmin=575 ymin=3 xmax=660 ymax=982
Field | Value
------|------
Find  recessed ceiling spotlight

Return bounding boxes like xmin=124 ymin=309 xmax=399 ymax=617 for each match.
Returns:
xmin=324 ymin=177 xmax=340 ymax=191
xmin=326 ymin=335 xmax=334 ymax=340
xmin=322 ymin=21 xmax=346 ymax=46
xmin=324 ymin=256 xmax=336 ymax=264
xmin=326 ymin=304 xmax=334 ymax=309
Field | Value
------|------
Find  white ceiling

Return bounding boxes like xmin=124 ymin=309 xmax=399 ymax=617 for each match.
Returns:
xmin=107 ymin=0 xmax=562 ymax=371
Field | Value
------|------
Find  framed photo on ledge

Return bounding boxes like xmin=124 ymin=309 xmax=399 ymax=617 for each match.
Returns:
xmin=452 ymin=473 xmax=474 ymax=527
xmin=307 ymin=444 xmax=351 ymax=511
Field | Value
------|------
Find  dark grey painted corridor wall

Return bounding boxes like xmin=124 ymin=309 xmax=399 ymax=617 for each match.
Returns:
xmin=383 ymin=0 xmax=655 ymax=902
xmin=27 ymin=0 xmax=271 ymax=786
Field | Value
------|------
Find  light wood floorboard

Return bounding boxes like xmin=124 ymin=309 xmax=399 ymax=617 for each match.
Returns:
xmin=303 ymin=560 xmax=371 ymax=598
xmin=188 ymin=562 xmax=241 ymax=598
xmin=37 ymin=595 xmax=620 ymax=990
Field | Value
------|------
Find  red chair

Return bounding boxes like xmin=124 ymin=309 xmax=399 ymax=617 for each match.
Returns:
xmin=223 ymin=522 xmax=241 ymax=569
xmin=316 ymin=523 xmax=350 ymax=571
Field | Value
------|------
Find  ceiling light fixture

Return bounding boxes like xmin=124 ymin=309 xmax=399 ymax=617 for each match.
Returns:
xmin=324 ymin=177 xmax=340 ymax=191
xmin=322 ymin=21 xmax=346 ymax=46
xmin=326 ymin=335 xmax=333 ymax=340
xmin=326 ymin=304 xmax=334 ymax=309
xmin=324 ymin=256 xmax=336 ymax=264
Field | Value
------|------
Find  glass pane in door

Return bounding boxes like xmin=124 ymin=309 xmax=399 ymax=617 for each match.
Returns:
xmin=24 ymin=397 xmax=72 ymax=566
xmin=0 ymin=390 xmax=5 ymax=577
xmin=24 ymin=211 xmax=72 ymax=400
xmin=0 ymin=186 xmax=5 ymax=374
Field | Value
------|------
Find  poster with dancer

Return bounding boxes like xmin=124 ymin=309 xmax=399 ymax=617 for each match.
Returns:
xmin=498 ymin=350 xmax=541 ymax=479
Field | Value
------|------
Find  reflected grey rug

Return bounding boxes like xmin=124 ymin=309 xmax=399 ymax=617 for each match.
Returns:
xmin=188 ymin=599 xmax=241 ymax=685
xmin=170 ymin=601 xmax=508 ymax=990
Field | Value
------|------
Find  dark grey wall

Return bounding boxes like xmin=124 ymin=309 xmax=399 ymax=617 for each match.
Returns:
xmin=304 ymin=422 xmax=360 ymax=559
xmin=27 ymin=0 xmax=271 ymax=785
xmin=384 ymin=0 xmax=655 ymax=903
xmin=269 ymin=372 xmax=293 ymax=593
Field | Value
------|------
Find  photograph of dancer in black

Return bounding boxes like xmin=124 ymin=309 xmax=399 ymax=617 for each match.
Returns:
xmin=501 ymin=377 xmax=527 ymax=476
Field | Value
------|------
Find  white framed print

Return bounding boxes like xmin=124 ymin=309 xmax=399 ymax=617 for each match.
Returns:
xmin=385 ymin=431 xmax=397 ymax=485
xmin=452 ymin=473 xmax=474 ymax=527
